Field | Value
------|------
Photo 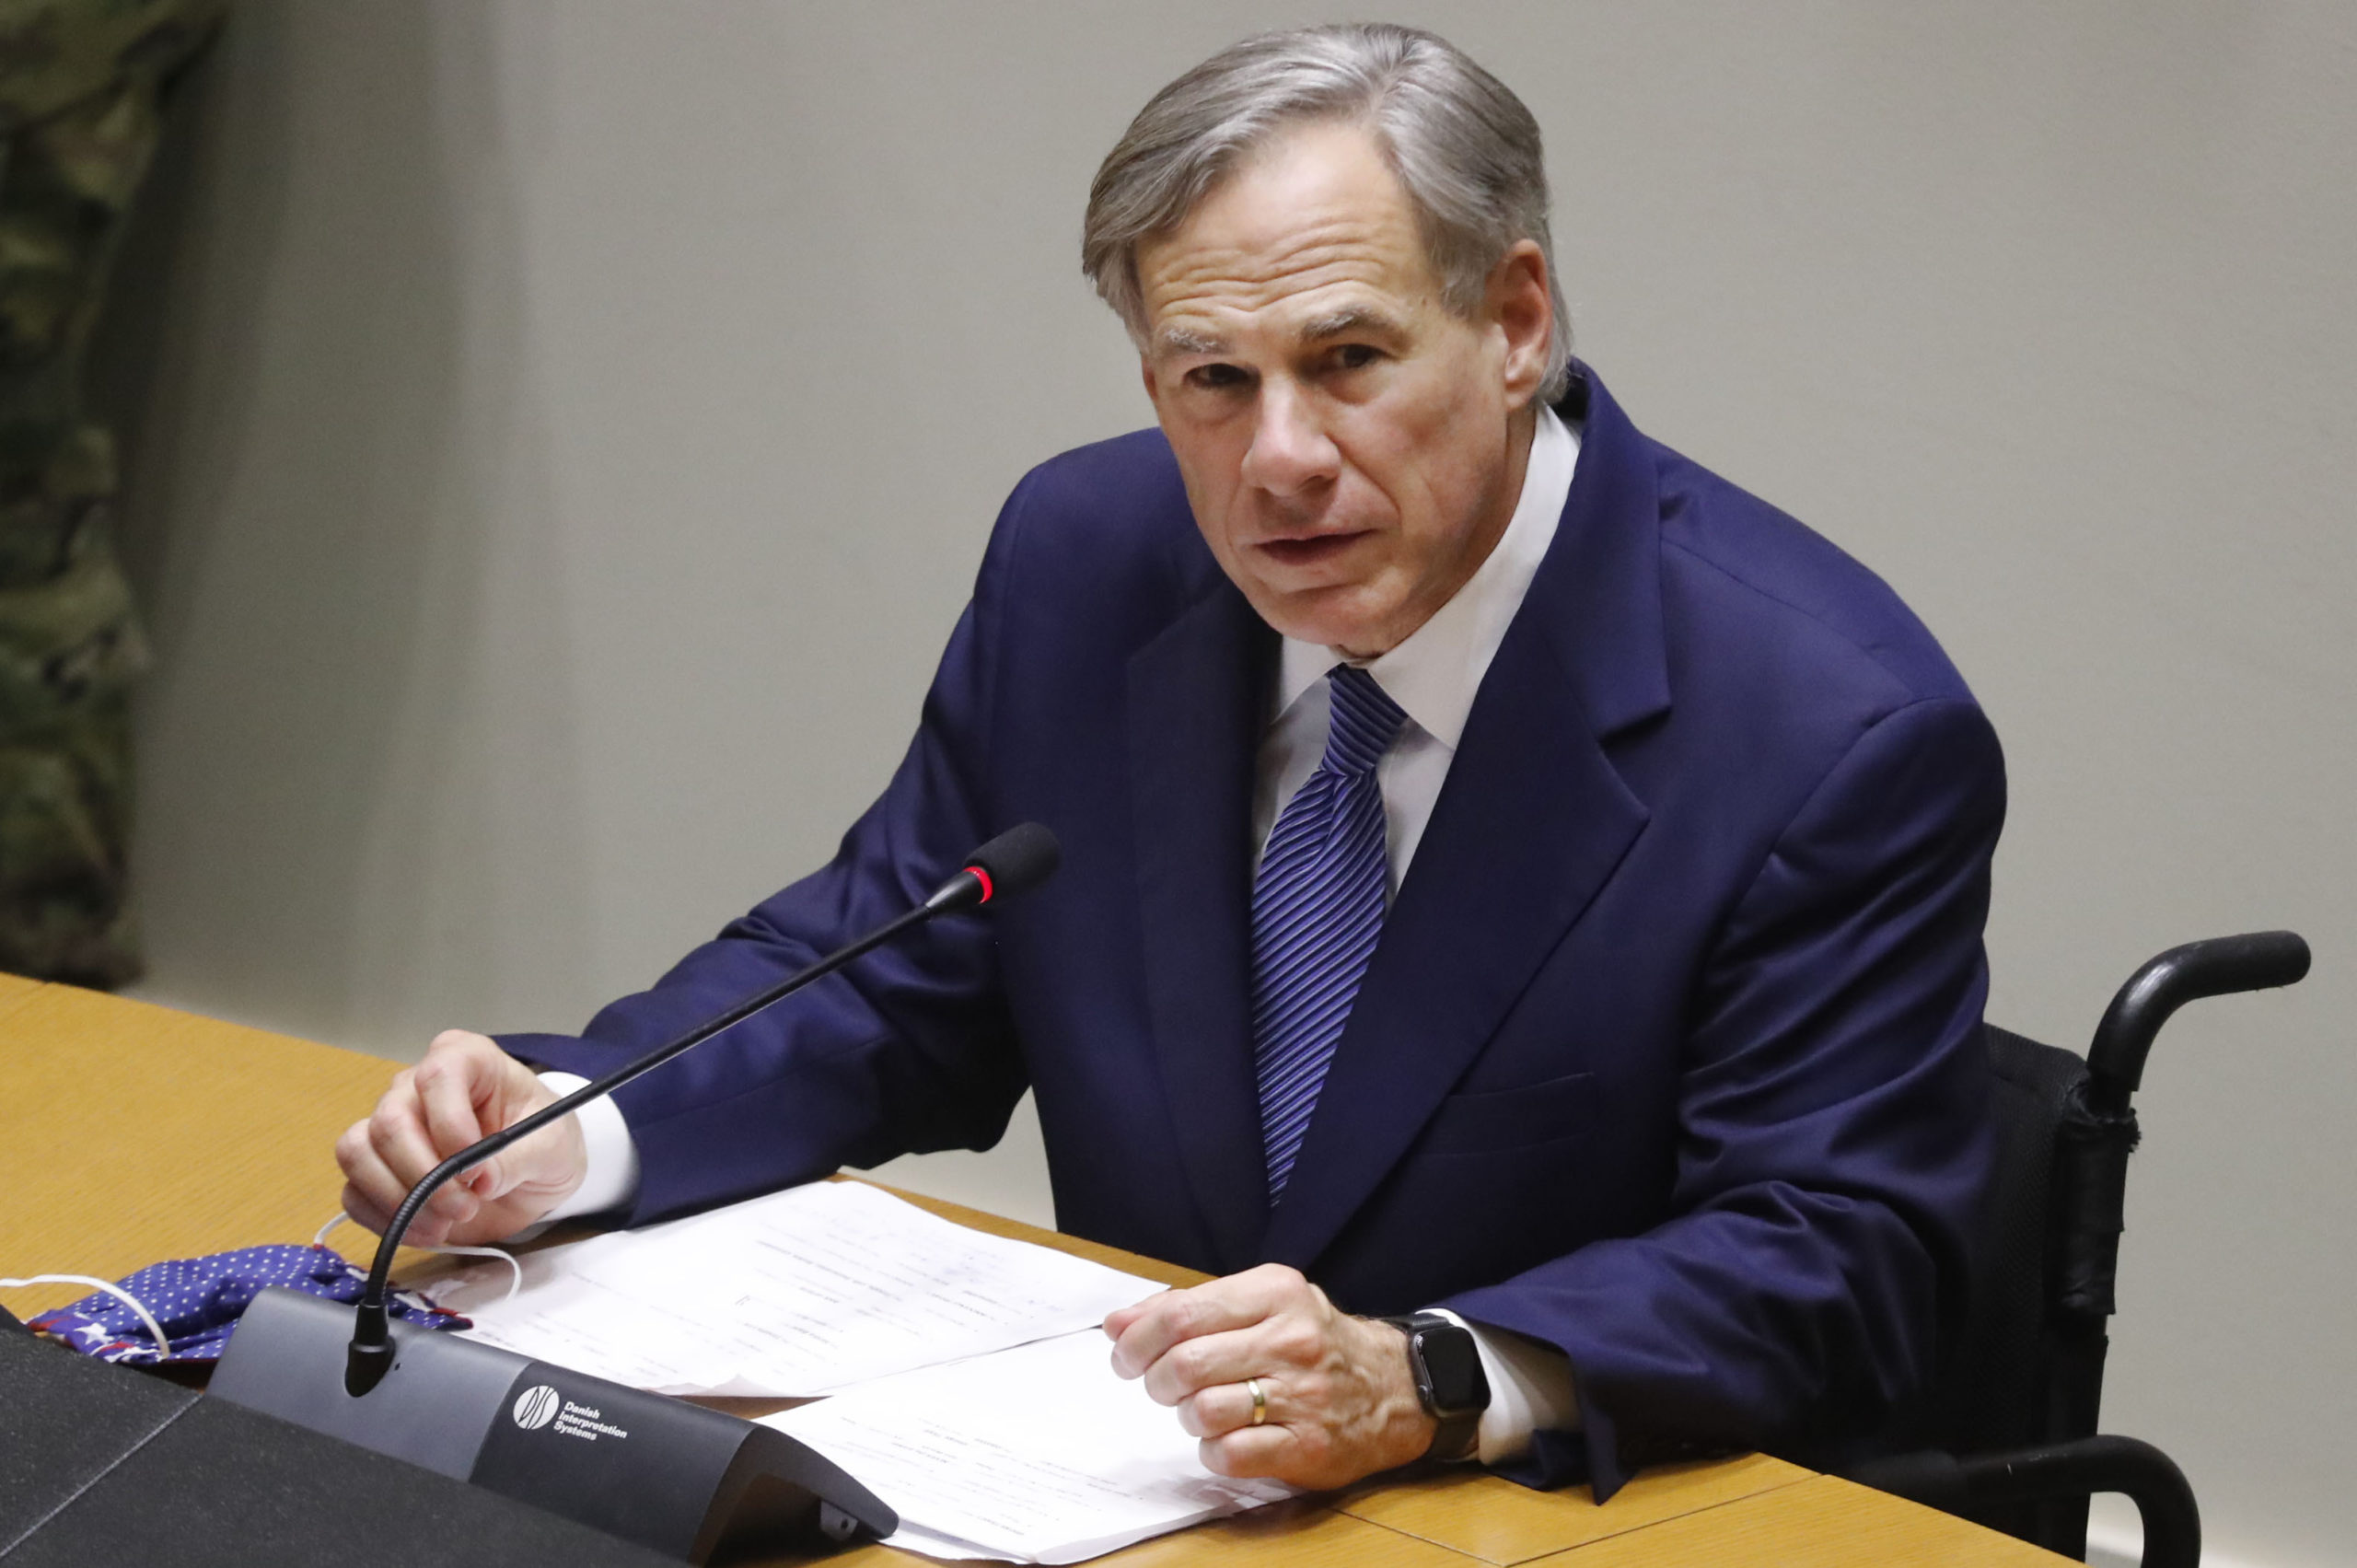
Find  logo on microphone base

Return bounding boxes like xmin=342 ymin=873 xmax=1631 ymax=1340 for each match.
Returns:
xmin=513 ymin=1384 xmax=561 ymax=1430
xmin=510 ymin=1382 xmax=632 ymax=1443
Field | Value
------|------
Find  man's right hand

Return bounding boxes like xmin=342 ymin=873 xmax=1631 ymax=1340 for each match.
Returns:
xmin=335 ymin=1030 xmax=587 ymax=1247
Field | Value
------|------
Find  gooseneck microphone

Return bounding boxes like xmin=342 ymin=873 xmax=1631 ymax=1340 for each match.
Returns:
xmin=203 ymin=824 xmax=1060 ymax=1561
xmin=343 ymin=823 xmax=1062 ymax=1398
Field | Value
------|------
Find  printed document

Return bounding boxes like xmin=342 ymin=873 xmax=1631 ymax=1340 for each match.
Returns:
xmin=763 ymin=1329 xmax=1295 ymax=1563
xmin=419 ymin=1179 xmax=1162 ymax=1396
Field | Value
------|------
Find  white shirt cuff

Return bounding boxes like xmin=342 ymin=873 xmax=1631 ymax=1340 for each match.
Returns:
xmin=533 ymin=1071 xmax=642 ymax=1224
xmin=1428 ymin=1308 xmax=1579 ymax=1465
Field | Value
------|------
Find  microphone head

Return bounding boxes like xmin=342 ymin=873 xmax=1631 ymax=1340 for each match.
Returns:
xmin=964 ymin=823 xmax=1060 ymax=904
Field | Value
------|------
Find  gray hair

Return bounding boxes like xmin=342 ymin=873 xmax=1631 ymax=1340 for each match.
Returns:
xmin=1083 ymin=23 xmax=1573 ymax=403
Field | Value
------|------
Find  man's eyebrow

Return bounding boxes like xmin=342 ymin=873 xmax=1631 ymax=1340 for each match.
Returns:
xmin=1154 ymin=325 xmax=1229 ymax=357
xmin=1299 ymin=305 xmax=1404 ymax=341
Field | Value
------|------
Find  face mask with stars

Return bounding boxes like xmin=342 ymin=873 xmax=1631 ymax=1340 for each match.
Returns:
xmin=17 ymin=1244 xmax=468 ymax=1365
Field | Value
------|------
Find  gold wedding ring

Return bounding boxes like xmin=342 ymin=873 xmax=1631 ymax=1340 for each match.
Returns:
xmin=1245 ymin=1376 xmax=1268 ymax=1426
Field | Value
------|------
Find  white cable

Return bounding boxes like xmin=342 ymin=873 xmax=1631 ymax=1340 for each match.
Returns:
xmin=0 ymin=1274 xmax=173 ymax=1362
xmin=312 ymin=1212 xmax=522 ymax=1306
xmin=416 ymin=1243 xmax=523 ymax=1305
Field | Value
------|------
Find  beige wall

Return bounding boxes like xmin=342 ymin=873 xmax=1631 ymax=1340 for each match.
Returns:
xmin=111 ymin=5 xmax=2353 ymax=1563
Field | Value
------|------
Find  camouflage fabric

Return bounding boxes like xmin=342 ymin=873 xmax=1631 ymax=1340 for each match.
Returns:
xmin=0 ymin=0 xmax=222 ymax=985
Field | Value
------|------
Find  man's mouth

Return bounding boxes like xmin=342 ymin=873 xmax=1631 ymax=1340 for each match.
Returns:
xmin=1256 ymin=532 xmax=1366 ymax=569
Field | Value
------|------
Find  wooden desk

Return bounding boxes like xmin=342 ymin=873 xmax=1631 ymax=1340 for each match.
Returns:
xmin=0 ymin=981 xmax=2068 ymax=1565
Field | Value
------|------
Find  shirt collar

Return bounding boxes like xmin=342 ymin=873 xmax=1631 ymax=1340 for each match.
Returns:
xmin=1274 ymin=404 xmax=1580 ymax=749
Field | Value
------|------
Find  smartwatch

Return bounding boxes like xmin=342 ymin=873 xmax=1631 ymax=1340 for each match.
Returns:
xmin=1379 ymin=1311 xmax=1491 ymax=1463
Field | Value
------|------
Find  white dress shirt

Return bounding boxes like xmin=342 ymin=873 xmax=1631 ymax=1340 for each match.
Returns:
xmin=545 ymin=405 xmax=1583 ymax=1465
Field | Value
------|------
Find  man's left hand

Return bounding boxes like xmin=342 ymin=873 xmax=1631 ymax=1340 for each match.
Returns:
xmin=1104 ymin=1263 xmax=1436 ymax=1489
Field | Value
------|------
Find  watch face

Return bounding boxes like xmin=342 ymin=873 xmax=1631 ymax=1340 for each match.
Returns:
xmin=1415 ymin=1326 xmax=1485 ymax=1415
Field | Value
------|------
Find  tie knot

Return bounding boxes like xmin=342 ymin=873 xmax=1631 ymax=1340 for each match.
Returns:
xmin=1321 ymin=666 xmax=1408 ymax=775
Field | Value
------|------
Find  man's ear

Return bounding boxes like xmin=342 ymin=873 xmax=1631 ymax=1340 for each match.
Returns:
xmin=1488 ymin=239 xmax=1552 ymax=406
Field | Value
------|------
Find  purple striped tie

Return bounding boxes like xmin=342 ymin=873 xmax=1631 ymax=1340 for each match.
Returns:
xmin=1253 ymin=665 xmax=1409 ymax=1202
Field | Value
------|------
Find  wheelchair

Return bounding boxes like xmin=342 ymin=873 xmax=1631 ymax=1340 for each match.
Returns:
xmin=1848 ymin=930 xmax=2312 ymax=1567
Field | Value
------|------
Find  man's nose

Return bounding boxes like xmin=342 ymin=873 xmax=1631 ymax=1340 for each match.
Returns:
xmin=1238 ymin=381 xmax=1339 ymax=498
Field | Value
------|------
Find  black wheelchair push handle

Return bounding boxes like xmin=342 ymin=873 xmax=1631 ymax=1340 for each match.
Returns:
xmin=2086 ymin=930 xmax=2310 ymax=1108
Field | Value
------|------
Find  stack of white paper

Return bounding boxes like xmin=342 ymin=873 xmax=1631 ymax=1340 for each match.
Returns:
xmin=763 ymin=1330 xmax=1295 ymax=1563
xmin=421 ymin=1179 xmax=1162 ymax=1396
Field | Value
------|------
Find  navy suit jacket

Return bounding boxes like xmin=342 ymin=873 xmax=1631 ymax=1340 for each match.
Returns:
xmin=511 ymin=366 xmax=2003 ymax=1499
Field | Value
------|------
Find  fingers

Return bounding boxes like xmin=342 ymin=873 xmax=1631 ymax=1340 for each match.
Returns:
xmin=1108 ymin=1263 xmax=1309 ymax=1379
xmin=335 ymin=1112 xmax=471 ymax=1246
xmin=338 ymin=1179 xmax=392 ymax=1237
xmin=1102 ymin=1290 xmax=1170 ymax=1340
xmin=1199 ymin=1423 xmax=1297 ymax=1481
xmin=416 ymin=1054 xmax=492 ymax=1191
xmin=370 ymin=1072 xmax=469 ymax=1193
xmin=421 ymin=1030 xmax=566 ymax=1202
xmin=341 ymin=1059 xmax=497 ymax=1242
xmin=1145 ymin=1322 xmax=1301 ymax=1408
xmin=1177 ymin=1374 xmax=1279 ymax=1440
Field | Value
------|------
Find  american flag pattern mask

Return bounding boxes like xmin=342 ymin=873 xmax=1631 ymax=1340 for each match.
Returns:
xmin=27 ymin=1244 xmax=469 ymax=1365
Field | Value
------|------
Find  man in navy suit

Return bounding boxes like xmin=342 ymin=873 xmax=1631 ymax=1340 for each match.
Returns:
xmin=336 ymin=24 xmax=2000 ymax=1500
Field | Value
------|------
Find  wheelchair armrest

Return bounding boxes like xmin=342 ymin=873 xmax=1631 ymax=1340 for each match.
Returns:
xmin=1848 ymin=1434 xmax=2200 ymax=1568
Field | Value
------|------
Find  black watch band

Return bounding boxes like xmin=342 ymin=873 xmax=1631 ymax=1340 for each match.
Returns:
xmin=1379 ymin=1312 xmax=1490 ymax=1463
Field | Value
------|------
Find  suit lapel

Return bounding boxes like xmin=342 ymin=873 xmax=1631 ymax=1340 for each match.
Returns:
xmin=1260 ymin=368 xmax=1674 ymax=1272
xmin=1127 ymin=575 xmax=1279 ymax=1273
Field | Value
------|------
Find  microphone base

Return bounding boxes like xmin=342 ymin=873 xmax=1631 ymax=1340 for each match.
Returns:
xmin=211 ymin=1287 xmax=895 ymax=1562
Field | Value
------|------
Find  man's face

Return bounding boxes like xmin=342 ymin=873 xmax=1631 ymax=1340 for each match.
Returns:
xmin=1136 ymin=120 xmax=1550 ymax=658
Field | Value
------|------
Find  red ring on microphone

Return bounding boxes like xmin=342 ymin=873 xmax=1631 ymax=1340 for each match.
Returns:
xmin=967 ymin=865 xmax=994 ymax=904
